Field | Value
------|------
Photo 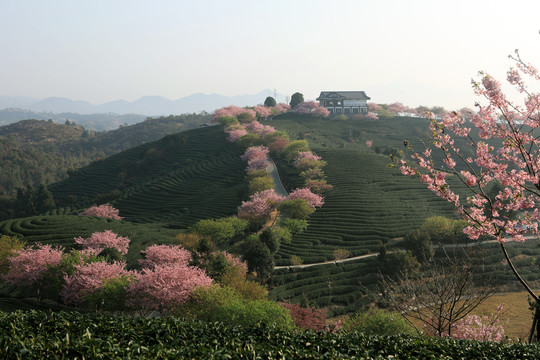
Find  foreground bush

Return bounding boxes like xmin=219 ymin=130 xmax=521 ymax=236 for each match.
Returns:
xmin=343 ymin=308 xmax=416 ymax=336
xmin=180 ymin=285 xmax=292 ymax=330
xmin=1 ymin=310 xmax=539 ymax=359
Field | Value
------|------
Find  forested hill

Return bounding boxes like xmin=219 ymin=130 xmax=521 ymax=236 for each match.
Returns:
xmin=0 ymin=113 xmax=210 ymax=199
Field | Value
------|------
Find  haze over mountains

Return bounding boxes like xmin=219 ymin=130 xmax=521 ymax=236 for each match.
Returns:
xmin=0 ymin=90 xmax=287 ymax=117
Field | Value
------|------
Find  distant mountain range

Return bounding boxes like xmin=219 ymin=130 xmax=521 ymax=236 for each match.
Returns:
xmin=0 ymin=90 xmax=287 ymax=117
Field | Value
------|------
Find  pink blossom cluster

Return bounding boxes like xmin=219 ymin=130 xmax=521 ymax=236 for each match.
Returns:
xmin=128 ymin=243 xmax=212 ymax=311
xmin=287 ymin=188 xmax=324 ymax=209
xmin=387 ymin=102 xmax=416 ymax=115
xmin=451 ymin=313 xmax=505 ymax=342
xmin=274 ymin=103 xmax=291 ymax=114
xmin=245 ymin=121 xmax=276 ymax=136
xmin=293 ymin=151 xmax=324 ymax=170
xmin=400 ymin=53 xmax=540 ymax=244
xmin=226 ymin=128 xmax=248 ymax=142
xmin=79 ymin=204 xmax=123 ymax=220
xmin=304 ymin=179 xmax=333 ymax=193
xmin=138 ymin=244 xmax=192 ymax=269
xmin=292 ymin=101 xmax=330 ymax=117
xmin=211 ymin=106 xmax=256 ymax=123
xmin=365 ymin=112 xmax=379 ymax=120
xmin=3 ymin=243 xmax=64 ymax=285
xmin=4 ymin=238 xmax=213 ymax=312
xmin=293 ymin=151 xmax=332 ymax=193
xmin=268 ymin=136 xmax=290 ymax=153
xmin=237 ymin=189 xmax=285 ymax=222
xmin=126 ymin=263 xmax=213 ymax=311
xmin=241 ymin=146 xmax=270 ymax=172
xmin=61 ymin=260 xmax=134 ymax=304
xmin=75 ymin=230 xmax=130 ymax=255
xmin=253 ymin=105 xmax=273 ymax=119
xmin=368 ymin=103 xmax=383 ymax=112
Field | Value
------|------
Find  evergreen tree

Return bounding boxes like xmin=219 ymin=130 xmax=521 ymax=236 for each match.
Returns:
xmin=289 ymin=92 xmax=304 ymax=108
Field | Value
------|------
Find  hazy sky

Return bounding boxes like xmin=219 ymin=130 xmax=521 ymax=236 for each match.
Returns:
xmin=1 ymin=0 xmax=539 ymax=110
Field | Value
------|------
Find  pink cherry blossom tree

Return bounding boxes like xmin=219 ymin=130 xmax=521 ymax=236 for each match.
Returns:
xmin=126 ymin=263 xmax=213 ymax=312
xmin=241 ymin=146 xmax=269 ymax=162
xmin=79 ymin=204 xmax=123 ymax=220
xmin=274 ymin=103 xmax=291 ymax=114
xmin=138 ymin=244 xmax=192 ymax=270
xmin=292 ymin=101 xmax=330 ymax=117
xmin=253 ymin=105 xmax=273 ymax=120
xmin=226 ymin=128 xmax=248 ymax=142
xmin=244 ymin=120 xmax=276 ymax=137
xmin=400 ymin=51 xmax=540 ymax=341
xmin=287 ymin=188 xmax=324 ymax=209
xmin=61 ymin=260 xmax=134 ymax=305
xmin=387 ymin=102 xmax=409 ymax=115
xmin=451 ymin=305 xmax=506 ymax=342
xmin=365 ymin=112 xmax=379 ymax=120
xmin=74 ymin=230 xmax=130 ymax=256
xmin=267 ymin=137 xmax=290 ymax=154
xmin=368 ymin=103 xmax=383 ymax=112
xmin=211 ymin=105 xmax=248 ymax=122
xmin=293 ymin=151 xmax=326 ymax=171
xmin=237 ymin=189 xmax=285 ymax=224
xmin=3 ymin=243 xmax=64 ymax=285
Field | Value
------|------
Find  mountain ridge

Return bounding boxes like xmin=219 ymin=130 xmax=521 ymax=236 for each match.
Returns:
xmin=0 ymin=89 xmax=287 ymax=116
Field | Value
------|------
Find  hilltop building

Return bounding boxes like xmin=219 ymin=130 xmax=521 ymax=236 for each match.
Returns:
xmin=316 ymin=91 xmax=370 ymax=115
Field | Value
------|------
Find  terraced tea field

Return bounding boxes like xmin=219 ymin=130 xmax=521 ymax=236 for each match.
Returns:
xmin=49 ymin=125 xmax=249 ymax=227
xmin=274 ymin=149 xmax=463 ymax=265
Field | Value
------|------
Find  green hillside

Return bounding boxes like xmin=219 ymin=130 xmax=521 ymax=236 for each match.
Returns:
xmin=0 ymin=113 xmax=209 ymax=201
xmin=49 ymin=125 xmax=248 ymax=227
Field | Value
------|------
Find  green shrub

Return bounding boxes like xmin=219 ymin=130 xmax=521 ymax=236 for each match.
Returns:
xmin=217 ymin=116 xmax=239 ymax=127
xmin=342 ymin=308 xmax=416 ymax=336
xmin=248 ymin=176 xmax=274 ymax=195
xmin=0 ymin=235 xmax=25 ymax=276
xmin=278 ymin=199 xmax=315 ymax=219
xmin=211 ymin=299 xmax=294 ymax=331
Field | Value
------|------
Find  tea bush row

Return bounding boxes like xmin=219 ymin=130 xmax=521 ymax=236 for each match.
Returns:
xmin=1 ymin=310 xmax=539 ymax=359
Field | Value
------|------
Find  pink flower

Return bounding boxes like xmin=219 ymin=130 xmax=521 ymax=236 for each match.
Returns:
xmin=126 ymin=263 xmax=212 ymax=311
xmin=287 ymin=188 xmax=324 ymax=209
xmin=292 ymin=101 xmax=330 ymax=117
xmin=138 ymin=244 xmax=192 ymax=270
xmin=75 ymin=230 xmax=130 ymax=255
xmin=79 ymin=204 xmax=122 ymax=220
xmin=293 ymin=151 xmax=325 ymax=171
xmin=3 ymin=244 xmax=64 ymax=285
xmin=61 ymin=260 xmax=134 ymax=305
xmin=226 ymin=129 xmax=248 ymax=142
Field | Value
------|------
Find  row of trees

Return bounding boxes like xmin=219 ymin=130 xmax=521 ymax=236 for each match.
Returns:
xmin=212 ymin=104 xmax=330 ymax=276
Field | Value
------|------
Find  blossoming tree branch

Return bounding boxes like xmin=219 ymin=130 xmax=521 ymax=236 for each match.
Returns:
xmin=399 ymin=50 xmax=540 ymax=341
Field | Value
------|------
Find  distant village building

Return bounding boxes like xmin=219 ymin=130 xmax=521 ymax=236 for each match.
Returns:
xmin=316 ymin=91 xmax=371 ymax=115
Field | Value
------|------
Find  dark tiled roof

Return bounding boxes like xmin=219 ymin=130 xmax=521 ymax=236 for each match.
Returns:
xmin=316 ymin=91 xmax=371 ymax=101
